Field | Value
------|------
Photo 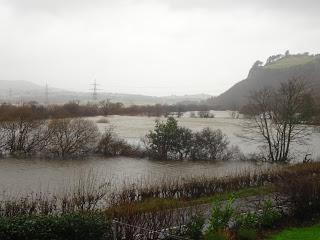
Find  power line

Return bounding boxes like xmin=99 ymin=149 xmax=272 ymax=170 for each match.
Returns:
xmin=89 ymin=79 xmax=103 ymax=101
xmin=45 ymin=82 xmax=49 ymax=105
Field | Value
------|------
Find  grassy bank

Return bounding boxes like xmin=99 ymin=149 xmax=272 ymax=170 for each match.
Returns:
xmin=107 ymin=185 xmax=273 ymax=216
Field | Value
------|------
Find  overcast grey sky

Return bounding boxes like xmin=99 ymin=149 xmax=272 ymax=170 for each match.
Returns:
xmin=0 ymin=0 xmax=320 ymax=96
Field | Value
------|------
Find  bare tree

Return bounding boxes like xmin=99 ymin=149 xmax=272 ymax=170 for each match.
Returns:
xmin=46 ymin=118 xmax=100 ymax=158
xmin=0 ymin=107 xmax=50 ymax=156
xmin=244 ymin=78 xmax=313 ymax=163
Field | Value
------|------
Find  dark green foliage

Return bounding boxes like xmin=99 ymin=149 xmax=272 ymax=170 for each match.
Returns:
xmin=145 ymin=117 xmax=193 ymax=160
xmin=0 ymin=213 xmax=111 ymax=240
xmin=208 ymin=198 xmax=234 ymax=232
xmin=184 ymin=215 xmax=205 ymax=240
xmin=236 ymin=212 xmax=259 ymax=229
xmin=145 ymin=117 xmax=232 ymax=161
xmin=191 ymin=128 xmax=230 ymax=161
xmin=259 ymin=200 xmax=281 ymax=228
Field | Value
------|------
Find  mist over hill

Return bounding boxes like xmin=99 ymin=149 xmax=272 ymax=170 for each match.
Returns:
xmin=212 ymin=52 xmax=320 ymax=110
xmin=0 ymin=80 xmax=211 ymax=105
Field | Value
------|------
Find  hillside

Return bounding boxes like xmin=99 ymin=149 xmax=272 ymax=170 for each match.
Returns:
xmin=0 ymin=80 xmax=210 ymax=105
xmin=213 ymin=53 xmax=320 ymax=110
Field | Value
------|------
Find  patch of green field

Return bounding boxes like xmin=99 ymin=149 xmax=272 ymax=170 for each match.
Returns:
xmin=264 ymin=55 xmax=318 ymax=69
xmin=268 ymin=224 xmax=320 ymax=240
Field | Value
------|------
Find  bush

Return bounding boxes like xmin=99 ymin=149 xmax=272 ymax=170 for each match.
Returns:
xmin=259 ymin=200 xmax=282 ymax=228
xmin=46 ymin=118 xmax=100 ymax=158
xmin=277 ymin=173 xmax=320 ymax=220
xmin=96 ymin=117 xmax=109 ymax=123
xmin=97 ymin=128 xmax=143 ymax=157
xmin=184 ymin=215 xmax=205 ymax=240
xmin=207 ymin=198 xmax=234 ymax=233
xmin=198 ymin=111 xmax=215 ymax=118
xmin=145 ymin=117 xmax=234 ymax=161
xmin=0 ymin=213 xmax=111 ymax=240
xmin=191 ymin=128 xmax=230 ymax=161
xmin=236 ymin=212 xmax=259 ymax=229
xmin=145 ymin=117 xmax=192 ymax=160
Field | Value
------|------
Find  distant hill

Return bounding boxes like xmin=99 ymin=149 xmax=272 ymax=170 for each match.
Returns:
xmin=0 ymin=80 xmax=211 ymax=105
xmin=213 ymin=53 xmax=320 ymax=110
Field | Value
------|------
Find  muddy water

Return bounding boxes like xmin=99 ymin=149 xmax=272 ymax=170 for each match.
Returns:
xmin=0 ymin=112 xmax=319 ymax=194
xmin=0 ymin=157 xmax=268 ymax=195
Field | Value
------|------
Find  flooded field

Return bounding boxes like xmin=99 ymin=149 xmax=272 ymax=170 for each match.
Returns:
xmin=1 ymin=111 xmax=319 ymax=194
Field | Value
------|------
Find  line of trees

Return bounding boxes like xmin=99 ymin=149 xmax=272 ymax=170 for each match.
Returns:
xmin=0 ymin=101 xmax=214 ymax=119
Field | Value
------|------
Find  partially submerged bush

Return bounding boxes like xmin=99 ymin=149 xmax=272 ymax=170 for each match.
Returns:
xmin=191 ymin=128 xmax=230 ymax=161
xmin=144 ymin=117 xmax=192 ymax=160
xmin=198 ymin=110 xmax=215 ymax=118
xmin=46 ymin=118 xmax=100 ymax=158
xmin=145 ymin=117 xmax=236 ymax=161
xmin=97 ymin=128 xmax=143 ymax=157
xmin=0 ymin=107 xmax=50 ymax=157
xmin=96 ymin=117 xmax=109 ymax=123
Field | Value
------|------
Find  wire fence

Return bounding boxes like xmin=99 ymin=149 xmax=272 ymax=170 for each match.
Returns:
xmin=111 ymin=219 xmax=190 ymax=240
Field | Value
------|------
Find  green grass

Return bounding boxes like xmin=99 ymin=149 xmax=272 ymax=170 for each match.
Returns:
xmin=268 ymin=224 xmax=320 ymax=240
xmin=264 ymin=55 xmax=318 ymax=69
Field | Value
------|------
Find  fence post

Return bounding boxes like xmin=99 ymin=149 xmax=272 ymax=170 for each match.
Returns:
xmin=112 ymin=220 xmax=117 ymax=240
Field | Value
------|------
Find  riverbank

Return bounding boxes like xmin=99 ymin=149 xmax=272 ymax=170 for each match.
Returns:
xmin=1 ymin=162 xmax=319 ymax=239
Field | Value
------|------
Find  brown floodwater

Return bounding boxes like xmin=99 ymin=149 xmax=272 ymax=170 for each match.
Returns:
xmin=0 ymin=111 xmax=319 ymax=195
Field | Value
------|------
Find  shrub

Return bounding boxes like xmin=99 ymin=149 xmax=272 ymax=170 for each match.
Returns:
xmin=198 ymin=111 xmax=215 ymax=118
xmin=236 ymin=212 xmax=259 ymax=229
xmin=0 ymin=107 xmax=50 ymax=156
xmin=0 ymin=213 xmax=111 ymax=240
xmin=259 ymin=200 xmax=282 ymax=228
xmin=277 ymin=172 xmax=320 ymax=220
xmin=96 ymin=117 xmax=109 ymax=123
xmin=207 ymin=198 xmax=234 ymax=233
xmin=191 ymin=128 xmax=230 ymax=161
xmin=145 ymin=117 xmax=192 ymax=160
xmin=97 ymin=128 xmax=143 ymax=157
xmin=184 ymin=215 xmax=205 ymax=240
xmin=145 ymin=117 xmax=235 ymax=161
xmin=46 ymin=118 xmax=100 ymax=158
